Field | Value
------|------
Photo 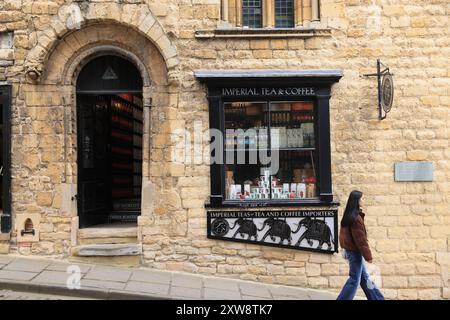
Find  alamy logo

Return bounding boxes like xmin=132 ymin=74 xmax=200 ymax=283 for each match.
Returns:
xmin=171 ymin=120 xmax=280 ymax=173
xmin=366 ymin=5 xmax=382 ymax=33
xmin=61 ymin=4 xmax=83 ymax=30
xmin=66 ymin=265 xmax=81 ymax=290
xmin=366 ymin=263 xmax=383 ymax=290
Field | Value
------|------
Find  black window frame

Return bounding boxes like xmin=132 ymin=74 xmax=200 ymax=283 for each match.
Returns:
xmin=0 ymin=84 xmax=12 ymax=233
xmin=195 ymin=71 xmax=342 ymax=208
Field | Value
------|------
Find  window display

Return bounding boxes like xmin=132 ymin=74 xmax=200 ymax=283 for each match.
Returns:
xmin=109 ymin=94 xmax=143 ymax=222
xmin=224 ymin=101 xmax=317 ymax=201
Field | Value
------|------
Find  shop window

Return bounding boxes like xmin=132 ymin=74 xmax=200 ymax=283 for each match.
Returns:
xmin=224 ymin=101 xmax=317 ymax=201
xmin=195 ymin=69 xmax=343 ymax=207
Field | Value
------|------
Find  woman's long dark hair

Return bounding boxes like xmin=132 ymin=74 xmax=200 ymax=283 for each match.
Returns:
xmin=341 ymin=190 xmax=363 ymax=228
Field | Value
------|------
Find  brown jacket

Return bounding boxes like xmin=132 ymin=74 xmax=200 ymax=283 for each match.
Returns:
xmin=339 ymin=211 xmax=373 ymax=262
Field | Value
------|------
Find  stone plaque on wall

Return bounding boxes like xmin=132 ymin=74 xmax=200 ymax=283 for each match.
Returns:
xmin=394 ymin=162 xmax=433 ymax=182
xmin=207 ymin=209 xmax=338 ymax=254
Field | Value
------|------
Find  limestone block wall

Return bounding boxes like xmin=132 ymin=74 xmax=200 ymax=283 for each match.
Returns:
xmin=0 ymin=0 xmax=449 ymax=299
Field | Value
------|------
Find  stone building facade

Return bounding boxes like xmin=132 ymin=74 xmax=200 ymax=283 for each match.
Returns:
xmin=0 ymin=0 xmax=449 ymax=299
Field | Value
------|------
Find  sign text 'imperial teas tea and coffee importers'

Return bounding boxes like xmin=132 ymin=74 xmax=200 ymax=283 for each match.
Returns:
xmin=207 ymin=209 xmax=338 ymax=254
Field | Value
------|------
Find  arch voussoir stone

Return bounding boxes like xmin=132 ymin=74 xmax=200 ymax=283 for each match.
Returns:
xmin=138 ymin=14 xmax=156 ymax=35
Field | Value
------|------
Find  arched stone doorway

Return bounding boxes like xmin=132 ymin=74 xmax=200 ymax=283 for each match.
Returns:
xmin=20 ymin=20 xmax=175 ymax=255
xmin=76 ymin=55 xmax=144 ymax=228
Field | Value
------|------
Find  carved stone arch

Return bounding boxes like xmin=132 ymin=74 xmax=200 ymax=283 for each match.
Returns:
xmin=65 ymin=45 xmax=152 ymax=88
xmin=41 ymin=22 xmax=170 ymax=90
xmin=24 ymin=2 xmax=179 ymax=84
xmin=34 ymin=22 xmax=172 ymax=202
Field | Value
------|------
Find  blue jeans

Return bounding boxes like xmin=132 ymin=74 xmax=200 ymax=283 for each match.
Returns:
xmin=337 ymin=250 xmax=385 ymax=300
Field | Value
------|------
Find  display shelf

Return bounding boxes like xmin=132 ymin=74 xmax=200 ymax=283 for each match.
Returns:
xmin=109 ymin=94 xmax=143 ymax=202
xmin=224 ymin=101 xmax=318 ymax=202
xmin=110 ymin=124 xmax=143 ymax=136
xmin=111 ymin=121 xmax=133 ymax=131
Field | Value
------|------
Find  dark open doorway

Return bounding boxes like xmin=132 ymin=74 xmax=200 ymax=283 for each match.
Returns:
xmin=76 ymin=56 xmax=143 ymax=228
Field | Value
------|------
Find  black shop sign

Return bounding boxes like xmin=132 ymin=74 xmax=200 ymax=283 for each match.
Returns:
xmin=222 ymin=87 xmax=315 ymax=97
xmin=207 ymin=209 xmax=338 ymax=254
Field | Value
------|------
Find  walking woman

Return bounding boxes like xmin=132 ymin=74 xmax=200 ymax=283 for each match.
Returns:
xmin=337 ymin=190 xmax=384 ymax=300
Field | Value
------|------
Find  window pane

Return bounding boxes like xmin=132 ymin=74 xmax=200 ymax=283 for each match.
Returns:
xmin=275 ymin=0 xmax=294 ymax=28
xmin=271 ymin=150 xmax=317 ymax=199
xmin=224 ymin=101 xmax=318 ymax=201
xmin=270 ymin=102 xmax=317 ymax=199
xmin=242 ymin=0 xmax=262 ymax=28
xmin=224 ymin=102 xmax=269 ymax=200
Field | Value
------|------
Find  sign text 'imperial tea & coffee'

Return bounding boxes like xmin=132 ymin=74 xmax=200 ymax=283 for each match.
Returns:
xmin=222 ymin=87 xmax=315 ymax=97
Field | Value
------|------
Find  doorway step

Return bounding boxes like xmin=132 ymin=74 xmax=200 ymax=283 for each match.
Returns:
xmin=70 ymin=223 xmax=142 ymax=267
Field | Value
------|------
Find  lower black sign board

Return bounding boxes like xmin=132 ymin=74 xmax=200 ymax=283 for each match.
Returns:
xmin=207 ymin=210 xmax=338 ymax=254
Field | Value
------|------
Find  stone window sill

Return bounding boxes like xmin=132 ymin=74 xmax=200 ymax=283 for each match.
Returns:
xmin=195 ymin=27 xmax=332 ymax=39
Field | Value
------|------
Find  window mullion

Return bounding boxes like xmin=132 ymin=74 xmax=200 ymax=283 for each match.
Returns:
xmin=222 ymin=0 xmax=229 ymax=21
xmin=303 ymin=0 xmax=311 ymax=26
xmin=295 ymin=0 xmax=303 ymax=27
xmin=236 ymin=0 xmax=242 ymax=27
xmin=264 ymin=0 xmax=275 ymax=28
xmin=311 ymin=0 xmax=319 ymax=21
xmin=268 ymin=101 xmax=272 ymax=199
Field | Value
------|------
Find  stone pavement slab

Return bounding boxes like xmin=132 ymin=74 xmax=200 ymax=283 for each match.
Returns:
xmin=45 ymin=262 xmax=91 ymax=274
xmin=242 ymin=295 xmax=271 ymax=300
xmin=0 ymin=270 xmax=37 ymax=281
xmin=124 ymin=281 xmax=170 ymax=296
xmin=239 ymin=282 xmax=273 ymax=299
xmin=269 ymin=285 xmax=311 ymax=298
xmin=273 ymin=295 xmax=299 ymax=300
xmin=170 ymin=286 xmax=202 ymax=299
xmin=0 ymin=255 xmax=15 ymax=266
xmin=81 ymin=279 xmax=126 ymax=291
xmin=32 ymin=271 xmax=71 ymax=286
xmin=204 ymin=287 xmax=242 ymax=300
xmin=307 ymin=289 xmax=336 ymax=300
xmin=203 ymin=277 xmax=240 ymax=291
xmin=84 ymin=266 xmax=132 ymax=283
xmin=130 ymin=269 xmax=172 ymax=284
xmin=3 ymin=258 xmax=50 ymax=273
xmin=172 ymin=273 xmax=203 ymax=289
